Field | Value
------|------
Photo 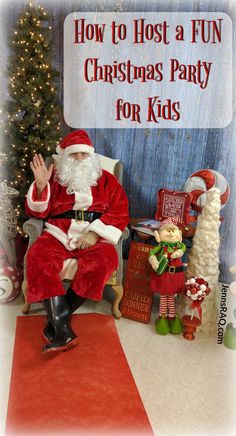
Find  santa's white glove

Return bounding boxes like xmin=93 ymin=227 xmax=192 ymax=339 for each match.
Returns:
xmin=148 ymin=255 xmax=159 ymax=270
xmin=171 ymin=249 xmax=184 ymax=259
xmin=76 ymin=231 xmax=99 ymax=250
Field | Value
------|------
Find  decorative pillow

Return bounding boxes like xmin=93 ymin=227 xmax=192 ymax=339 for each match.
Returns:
xmin=155 ymin=188 xmax=192 ymax=224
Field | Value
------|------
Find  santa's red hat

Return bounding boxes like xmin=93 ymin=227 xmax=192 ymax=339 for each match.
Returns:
xmin=56 ymin=130 xmax=94 ymax=155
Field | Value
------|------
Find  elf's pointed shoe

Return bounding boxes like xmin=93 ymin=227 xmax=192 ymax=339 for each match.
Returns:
xmin=169 ymin=315 xmax=183 ymax=334
xmin=41 ymin=296 xmax=79 ymax=354
xmin=42 ymin=288 xmax=86 ymax=343
xmin=155 ymin=316 xmax=170 ymax=335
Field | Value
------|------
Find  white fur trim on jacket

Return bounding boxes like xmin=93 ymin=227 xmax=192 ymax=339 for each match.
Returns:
xmin=56 ymin=144 xmax=94 ymax=155
xmin=86 ymin=219 xmax=122 ymax=245
xmin=73 ymin=190 xmax=93 ymax=210
xmin=45 ymin=220 xmax=89 ymax=250
xmin=26 ymin=182 xmax=50 ymax=212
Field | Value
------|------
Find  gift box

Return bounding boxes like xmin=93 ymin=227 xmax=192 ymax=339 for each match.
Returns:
xmin=156 ymin=253 xmax=168 ymax=275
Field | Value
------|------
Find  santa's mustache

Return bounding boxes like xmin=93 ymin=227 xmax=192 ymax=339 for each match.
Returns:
xmin=53 ymin=153 xmax=102 ymax=194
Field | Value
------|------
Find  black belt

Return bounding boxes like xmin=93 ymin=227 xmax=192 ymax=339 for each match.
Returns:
xmin=166 ymin=266 xmax=186 ymax=274
xmin=51 ymin=210 xmax=102 ymax=222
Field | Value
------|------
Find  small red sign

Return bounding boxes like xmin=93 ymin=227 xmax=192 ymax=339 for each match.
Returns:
xmin=120 ymin=242 xmax=153 ymax=324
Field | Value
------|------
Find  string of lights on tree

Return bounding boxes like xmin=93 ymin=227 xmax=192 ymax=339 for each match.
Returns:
xmin=0 ymin=3 xmax=62 ymax=234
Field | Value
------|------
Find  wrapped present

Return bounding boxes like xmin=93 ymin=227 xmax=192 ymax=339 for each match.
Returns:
xmin=156 ymin=253 xmax=168 ymax=275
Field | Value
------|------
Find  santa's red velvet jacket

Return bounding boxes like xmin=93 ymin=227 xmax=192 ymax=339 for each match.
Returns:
xmin=25 ymin=169 xmax=129 ymax=250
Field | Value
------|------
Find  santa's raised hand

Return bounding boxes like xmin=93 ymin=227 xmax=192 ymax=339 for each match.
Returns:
xmin=30 ymin=154 xmax=54 ymax=195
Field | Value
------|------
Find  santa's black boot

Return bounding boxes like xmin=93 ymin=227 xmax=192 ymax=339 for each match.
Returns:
xmin=42 ymin=316 xmax=55 ymax=343
xmin=41 ymin=296 xmax=79 ymax=354
xmin=42 ymin=289 xmax=86 ymax=343
xmin=66 ymin=287 xmax=87 ymax=312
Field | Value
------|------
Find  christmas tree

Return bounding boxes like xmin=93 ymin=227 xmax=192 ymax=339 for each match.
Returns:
xmin=0 ymin=3 xmax=62 ymax=232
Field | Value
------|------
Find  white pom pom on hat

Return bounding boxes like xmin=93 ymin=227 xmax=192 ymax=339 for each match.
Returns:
xmin=56 ymin=130 xmax=94 ymax=155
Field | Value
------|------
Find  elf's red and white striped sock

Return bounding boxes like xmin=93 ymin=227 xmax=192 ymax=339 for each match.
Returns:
xmin=167 ymin=295 xmax=176 ymax=318
xmin=159 ymin=295 xmax=168 ymax=317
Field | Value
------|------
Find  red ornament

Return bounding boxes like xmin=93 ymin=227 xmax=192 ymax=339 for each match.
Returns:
xmin=0 ymin=265 xmax=21 ymax=303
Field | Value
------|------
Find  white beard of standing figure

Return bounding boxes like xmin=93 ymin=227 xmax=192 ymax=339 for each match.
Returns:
xmin=53 ymin=153 xmax=102 ymax=193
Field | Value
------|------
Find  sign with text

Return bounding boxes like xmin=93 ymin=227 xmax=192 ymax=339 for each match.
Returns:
xmin=64 ymin=12 xmax=232 ymax=128
xmin=217 ymin=282 xmax=236 ymax=349
xmin=120 ymin=242 xmax=153 ymax=324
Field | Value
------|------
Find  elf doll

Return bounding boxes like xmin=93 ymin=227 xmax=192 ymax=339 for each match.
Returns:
xmin=149 ymin=217 xmax=186 ymax=335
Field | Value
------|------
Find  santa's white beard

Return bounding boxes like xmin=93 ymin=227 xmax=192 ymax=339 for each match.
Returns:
xmin=53 ymin=153 xmax=102 ymax=194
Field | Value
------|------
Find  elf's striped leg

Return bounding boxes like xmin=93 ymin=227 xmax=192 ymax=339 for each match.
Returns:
xmin=167 ymin=295 xmax=176 ymax=319
xmin=159 ymin=295 xmax=168 ymax=317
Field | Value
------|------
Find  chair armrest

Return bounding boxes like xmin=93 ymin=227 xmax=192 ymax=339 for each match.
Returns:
xmin=23 ymin=218 xmax=44 ymax=280
xmin=23 ymin=218 xmax=44 ymax=246
xmin=120 ymin=227 xmax=130 ymax=241
xmin=114 ymin=227 xmax=129 ymax=285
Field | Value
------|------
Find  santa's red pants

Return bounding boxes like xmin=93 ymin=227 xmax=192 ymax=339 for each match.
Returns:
xmin=26 ymin=232 xmax=118 ymax=303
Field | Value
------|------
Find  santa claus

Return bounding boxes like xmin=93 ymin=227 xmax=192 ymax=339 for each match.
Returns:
xmin=25 ymin=130 xmax=129 ymax=354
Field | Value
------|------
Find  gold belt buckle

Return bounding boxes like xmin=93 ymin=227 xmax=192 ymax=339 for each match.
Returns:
xmin=75 ymin=209 xmax=84 ymax=222
xmin=169 ymin=266 xmax=176 ymax=274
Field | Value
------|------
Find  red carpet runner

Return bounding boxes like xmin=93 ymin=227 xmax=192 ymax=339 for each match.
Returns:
xmin=5 ymin=313 xmax=154 ymax=435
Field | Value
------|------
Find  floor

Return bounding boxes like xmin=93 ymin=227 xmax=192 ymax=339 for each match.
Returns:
xmin=0 ymin=291 xmax=236 ymax=436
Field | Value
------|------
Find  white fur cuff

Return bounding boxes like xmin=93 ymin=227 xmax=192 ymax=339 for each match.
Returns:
xmin=86 ymin=219 xmax=122 ymax=245
xmin=26 ymin=182 xmax=50 ymax=212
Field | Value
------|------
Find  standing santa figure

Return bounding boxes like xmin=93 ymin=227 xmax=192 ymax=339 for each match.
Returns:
xmin=25 ymin=130 xmax=129 ymax=354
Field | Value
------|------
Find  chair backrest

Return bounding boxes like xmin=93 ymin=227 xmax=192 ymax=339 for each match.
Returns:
xmin=97 ymin=154 xmax=123 ymax=184
xmin=46 ymin=154 xmax=123 ymax=185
